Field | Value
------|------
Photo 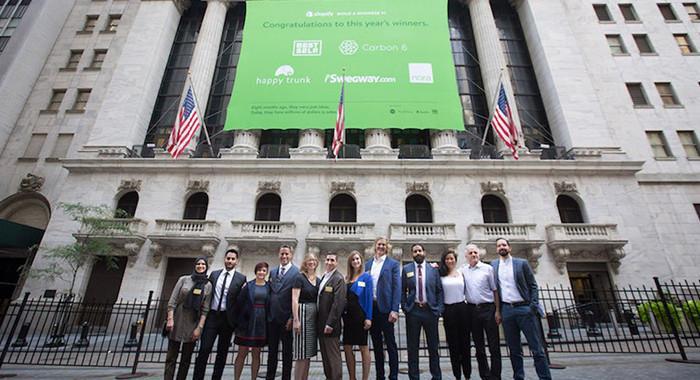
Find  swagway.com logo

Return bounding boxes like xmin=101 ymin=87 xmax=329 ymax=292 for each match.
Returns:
xmin=324 ymin=73 xmax=396 ymax=84
xmin=256 ymin=65 xmax=311 ymax=86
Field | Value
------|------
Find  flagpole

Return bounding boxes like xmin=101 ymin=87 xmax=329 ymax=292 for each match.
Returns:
xmin=481 ymin=69 xmax=505 ymax=147
xmin=187 ymin=71 xmax=215 ymax=158
xmin=341 ymin=68 xmax=346 ymax=160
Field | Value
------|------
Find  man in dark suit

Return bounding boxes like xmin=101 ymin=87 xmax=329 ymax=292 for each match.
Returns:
xmin=317 ymin=253 xmax=346 ymax=380
xmin=491 ymin=238 xmax=551 ymax=380
xmin=401 ymin=243 xmax=443 ymax=380
xmin=193 ymin=247 xmax=246 ymax=380
xmin=266 ymin=244 xmax=299 ymax=380
xmin=365 ymin=237 xmax=401 ymax=380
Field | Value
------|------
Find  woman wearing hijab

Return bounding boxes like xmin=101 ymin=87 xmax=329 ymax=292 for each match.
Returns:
xmin=165 ymin=257 xmax=213 ymax=380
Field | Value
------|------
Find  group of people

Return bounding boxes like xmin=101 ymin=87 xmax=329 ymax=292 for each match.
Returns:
xmin=164 ymin=237 xmax=552 ymax=380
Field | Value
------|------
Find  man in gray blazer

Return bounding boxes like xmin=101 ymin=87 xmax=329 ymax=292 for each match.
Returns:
xmin=491 ymin=238 xmax=551 ymax=380
xmin=266 ymin=245 xmax=299 ymax=380
xmin=401 ymin=243 xmax=443 ymax=380
xmin=317 ymin=253 xmax=346 ymax=380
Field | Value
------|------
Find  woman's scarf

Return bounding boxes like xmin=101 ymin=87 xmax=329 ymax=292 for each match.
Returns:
xmin=184 ymin=258 xmax=209 ymax=313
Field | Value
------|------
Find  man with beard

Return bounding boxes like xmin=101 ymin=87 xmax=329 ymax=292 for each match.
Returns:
xmin=401 ymin=243 xmax=443 ymax=380
xmin=193 ymin=248 xmax=246 ymax=380
xmin=491 ymin=238 xmax=551 ymax=380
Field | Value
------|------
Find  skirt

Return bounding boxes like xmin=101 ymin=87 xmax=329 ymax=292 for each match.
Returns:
xmin=293 ymin=302 xmax=318 ymax=360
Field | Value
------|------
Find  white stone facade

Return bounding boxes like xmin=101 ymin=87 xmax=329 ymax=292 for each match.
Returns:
xmin=0 ymin=0 xmax=698 ymax=300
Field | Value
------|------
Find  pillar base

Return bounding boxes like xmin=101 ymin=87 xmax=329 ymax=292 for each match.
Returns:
xmin=360 ymin=147 xmax=398 ymax=159
xmin=219 ymin=147 xmax=258 ymax=159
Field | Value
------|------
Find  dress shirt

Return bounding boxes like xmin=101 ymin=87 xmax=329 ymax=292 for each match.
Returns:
xmin=370 ymin=254 xmax=386 ymax=300
xmin=441 ymin=273 xmax=466 ymax=304
xmin=414 ymin=262 xmax=428 ymax=304
xmin=318 ymin=269 xmax=337 ymax=301
xmin=278 ymin=262 xmax=292 ymax=278
xmin=212 ymin=268 xmax=236 ymax=311
xmin=464 ymin=261 xmax=496 ymax=304
xmin=497 ymin=256 xmax=524 ymax=303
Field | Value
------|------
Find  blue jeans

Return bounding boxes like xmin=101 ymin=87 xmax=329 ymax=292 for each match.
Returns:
xmin=501 ymin=304 xmax=551 ymax=380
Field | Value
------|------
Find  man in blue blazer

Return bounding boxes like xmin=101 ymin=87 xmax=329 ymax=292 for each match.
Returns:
xmin=365 ymin=237 xmax=401 ymax=380
xmin=265 ymin=245 xmax=299 ymax=380
xmin=401 ymin=243 xmax=443 ymax=380
xmin=491 ymin=238 xmax=551 ymax=380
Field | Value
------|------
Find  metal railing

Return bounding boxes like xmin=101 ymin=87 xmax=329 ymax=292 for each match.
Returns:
xmin=1 ymin=277 xmax=698 ymax=369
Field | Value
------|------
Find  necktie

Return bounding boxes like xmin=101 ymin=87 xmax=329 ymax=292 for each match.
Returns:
xmin=279 ymin=266 xmax=286 ymax=278
xmin=417 ymin=264 xmax=424 ymax=303
xmin=218 ymin=271 xmax=229 ymax=311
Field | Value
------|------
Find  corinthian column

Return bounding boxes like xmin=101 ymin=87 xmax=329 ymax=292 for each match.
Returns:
xmin=466 ymin=0 xmax=524 ymax=153
xmin=182 ymin=0 xmax=230 ymax=155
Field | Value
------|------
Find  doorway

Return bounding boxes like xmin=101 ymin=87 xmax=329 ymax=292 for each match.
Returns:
xmin=80 ymin=256 xmax=128 ymax=327
xmin=567 ymin=262 xmax=615 ymax=323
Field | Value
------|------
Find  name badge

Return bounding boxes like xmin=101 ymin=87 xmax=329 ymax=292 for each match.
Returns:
xmin=358 ymin=281 xmax=366 ymax=288
xmin=325 ymin=286 xmax=333 ymax=293
xmin=192 ymin=288 xmax=202 ymax=295
xmin=406 ymin=272 xmax=415 ymax=278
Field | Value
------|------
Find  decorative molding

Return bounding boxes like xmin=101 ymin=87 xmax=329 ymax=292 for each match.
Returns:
xmin=406 ymin=182 xmax=430 ymax=194
xmin=19 ymin=173 xmax=45 ymax=192
xmin=480 ymin=181 xmax=504 ymax=195
xmin=554 ymin=181 xmax=578 ymax=194
xmin=331 ymin=181 xmax=355 ymax=194
xmin=258 ymin=181 xmax=281 ymax=193
xmin=118 ymin=179 xmax=142 ymax=193
xmin=187 ymin=179 xmax=209 ymax=193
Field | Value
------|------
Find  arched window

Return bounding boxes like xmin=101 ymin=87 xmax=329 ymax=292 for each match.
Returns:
xmin=329 ymin=194 xmax=357 ymax=223
xmin=481 ymin=195 xmax=509 ymax=223
xmin=557 ymin=195 xmax=584 ymax=223
xmin=405 ymin=194 xmax=433 ymax=223
xmin=115 ymin=191 xmax=139 ymax=218
xmin=255 ymin=193 xmax=281 ymax=221
xmin=183 ymin=192 xmax=208 ymax=220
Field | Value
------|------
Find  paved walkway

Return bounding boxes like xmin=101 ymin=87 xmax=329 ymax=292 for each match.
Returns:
xmin=1 ymin=352 xmax=699 ymax=379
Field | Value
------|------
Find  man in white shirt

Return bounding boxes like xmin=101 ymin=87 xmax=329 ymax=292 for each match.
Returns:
xmin=193 ymin=248 xmax=246 ymax=380
xmin=491 ymin=238 xmax=551 ymax=380
xmin=463 ymin=244 xmax=501 ymax=380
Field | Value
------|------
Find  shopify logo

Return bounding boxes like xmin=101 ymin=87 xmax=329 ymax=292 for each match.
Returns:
xmin=339 ymin=40 xmax=359 ymax=56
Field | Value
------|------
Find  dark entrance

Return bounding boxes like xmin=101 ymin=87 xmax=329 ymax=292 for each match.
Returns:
xmin=80 ymin=256 xmax=128 ymax=327
xmin=567 ymin=262 xmax=615 ymax=323
xmin=156 ymin=257 xmax=197 ymax=325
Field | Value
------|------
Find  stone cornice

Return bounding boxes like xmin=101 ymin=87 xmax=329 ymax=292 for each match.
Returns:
xmin=62 ymin=158 xmax=645 ymax=177
xmin=636 ymin=173 xmax=700 ymax=184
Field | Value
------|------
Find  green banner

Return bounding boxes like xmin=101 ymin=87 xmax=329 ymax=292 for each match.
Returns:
xmin=224 ymin=0 xmax=463 ymax=131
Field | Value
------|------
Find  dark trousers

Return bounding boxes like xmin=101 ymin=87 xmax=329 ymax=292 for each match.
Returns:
xmin=443 ymin=302 xmax=471 ymax=379
xmin=266 ymin=320 xmax=292 ymax=380
xmin=370 ymin=303 xmax=399 ymax=380
xmin=164 ymin=339 xmax=195 ymax=380
xmin=469 ymin=303 xmax=502 ymax=380
xmin=405 ymin=307 xmax=441 ymax=380
xmin=501 ymin=304 xmax=551 ymax=380
xmin=193 ymin=311 xmax=233 ymax=380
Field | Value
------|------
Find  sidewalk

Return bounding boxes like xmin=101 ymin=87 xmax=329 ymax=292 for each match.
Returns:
xmin=1 ymin=352 xmax=699 ymax=379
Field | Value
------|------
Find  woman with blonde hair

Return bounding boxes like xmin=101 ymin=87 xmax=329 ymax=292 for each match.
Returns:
xmin=343 ymin=250 xmax=374 ymax=380
xmin=291 ymin=252 xmax=320 ymax=380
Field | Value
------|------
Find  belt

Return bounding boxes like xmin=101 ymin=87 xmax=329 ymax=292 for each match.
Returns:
xmin=502 ymin=301 xmax=529 ymax=307
xmin=415 ymin=302 xmax=429 ymax=308
xmin=467 ymin=302 xmax=494 ymax=307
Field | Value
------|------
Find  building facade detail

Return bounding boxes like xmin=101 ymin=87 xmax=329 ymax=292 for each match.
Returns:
xmin=19 ymin=173 xmax=45 ymax=192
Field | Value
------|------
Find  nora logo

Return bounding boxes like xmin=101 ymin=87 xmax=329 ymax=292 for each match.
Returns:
xmin=274 ymin=65 xmax=295 ymax=77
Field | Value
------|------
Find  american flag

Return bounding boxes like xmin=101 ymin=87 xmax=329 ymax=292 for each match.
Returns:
xmin=331 ymin=81 xmax=345 ymax=158
xmin=491 ymin=83 xmax=519 ymax=160
xmin=167 ymin=83 xmax=203 ymax=159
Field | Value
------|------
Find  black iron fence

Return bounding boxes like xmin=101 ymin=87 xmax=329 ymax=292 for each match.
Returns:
xmin=0 ymin=277 xmax=698 ymax=370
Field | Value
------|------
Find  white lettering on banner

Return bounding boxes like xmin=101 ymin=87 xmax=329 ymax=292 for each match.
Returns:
xmin=408 ymin=63 xmax=434 ymax=84
xmin=256 ymin=76 xmax=312 ymax=86
xmin=324 ymin=74 xmax=397 ymax=84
